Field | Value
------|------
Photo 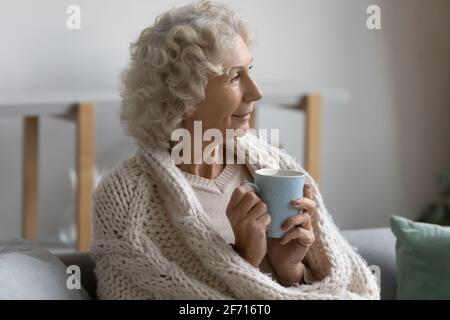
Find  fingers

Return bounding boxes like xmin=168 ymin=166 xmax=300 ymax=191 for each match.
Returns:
xmin=304 ymin=183 xmax=313 ymax=199
xmin=248 ymin=202 xmax=268 ymax=220
xmin=280 ymin=226 xmax=315 ymax=246
xmin=281 ymin=212 xmax=311 ymax=231
xmin=246 ymin=201 xmax=271 ymax=231
xmin=256 ymin=212 xmax=271 ymax=232
xmin=227 ymin=186 xmax=250 ymax=211
xmin=291 ymin=197 xmax=316 ymax=214
xmin=290 ymin=183 xmax=316 ymax=208
xmin=239 ymin=191 xmax=262 ymax=214
xmin=227 ymin=186 xmax=263 ymax=223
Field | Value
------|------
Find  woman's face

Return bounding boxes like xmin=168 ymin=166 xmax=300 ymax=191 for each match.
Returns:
xmin=183 ymin=35 xmax=263 ymax=139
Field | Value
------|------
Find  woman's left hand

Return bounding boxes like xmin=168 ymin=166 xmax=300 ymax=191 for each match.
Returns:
xmin=266 ymin=183 xmax=317 ymax=283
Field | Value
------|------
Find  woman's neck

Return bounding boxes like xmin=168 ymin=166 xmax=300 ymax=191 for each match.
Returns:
xmin=177 ymin=162 xmax=226 ymax=180
xmin=176 ymin=144 xmax=227 ymax=180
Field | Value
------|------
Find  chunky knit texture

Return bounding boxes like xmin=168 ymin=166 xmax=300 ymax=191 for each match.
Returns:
xmin=91 ymin=132 xmax=380 ymax=299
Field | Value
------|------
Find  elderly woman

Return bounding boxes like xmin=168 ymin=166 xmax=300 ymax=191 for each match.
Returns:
xmin=91 ymin=0 xmax=379 ymax=299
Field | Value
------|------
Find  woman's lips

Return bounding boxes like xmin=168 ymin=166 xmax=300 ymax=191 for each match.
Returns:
xmin=232 ymin=111 xmax=252 ymax=121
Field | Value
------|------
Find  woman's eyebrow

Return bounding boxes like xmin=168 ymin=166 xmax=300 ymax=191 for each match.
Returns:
xmin=229 ymin=57 xmax=253 ymax=71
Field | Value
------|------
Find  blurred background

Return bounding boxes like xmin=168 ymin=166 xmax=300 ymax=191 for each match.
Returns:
xmin=0 ymin=0 xmax=449 ymax=251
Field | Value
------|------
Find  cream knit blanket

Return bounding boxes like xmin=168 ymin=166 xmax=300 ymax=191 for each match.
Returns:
xmin=91 ymin=132 xmax=380 ymax=299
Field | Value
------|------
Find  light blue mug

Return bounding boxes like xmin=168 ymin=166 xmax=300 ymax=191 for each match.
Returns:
xmin=244 ymin=168 xmax=306 ymax=238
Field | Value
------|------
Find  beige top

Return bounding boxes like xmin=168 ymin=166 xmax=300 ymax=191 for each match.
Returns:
xmin=182 ymin=163 xmax=277 ymax=279
xmin=181 ymin=163 xmax=248 ymax=244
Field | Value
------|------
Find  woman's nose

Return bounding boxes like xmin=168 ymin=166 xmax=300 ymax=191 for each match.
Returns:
xmin=244 ymin=78 xmax=263 ymax=103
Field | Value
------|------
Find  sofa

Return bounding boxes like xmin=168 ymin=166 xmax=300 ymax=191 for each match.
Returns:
xmin=56 ymin=227 xmax=397 ymax=300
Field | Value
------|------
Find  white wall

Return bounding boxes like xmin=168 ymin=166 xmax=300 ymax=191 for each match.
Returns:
xmin=0 ymin=0 xmax=449 ymax=244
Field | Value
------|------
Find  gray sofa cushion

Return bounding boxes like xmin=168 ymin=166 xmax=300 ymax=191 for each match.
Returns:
xmin=342 ymin=228 xmax=397 ymax=300
xmin=0 ymin=238 xmax=90 ymax=300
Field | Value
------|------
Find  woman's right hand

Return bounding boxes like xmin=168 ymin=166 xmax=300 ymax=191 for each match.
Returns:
xmin=226 ymin=185 xmax=271 ymax=268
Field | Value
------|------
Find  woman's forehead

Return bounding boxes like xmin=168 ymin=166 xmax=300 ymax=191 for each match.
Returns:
xmin=223 ymin=35 xmax=252 ymax=68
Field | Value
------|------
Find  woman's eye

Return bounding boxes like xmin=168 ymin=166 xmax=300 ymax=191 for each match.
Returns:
xmin=231 ymin=74 xmax=240 ymax=82
xmin=230 ymin=66 xmax=253 ymax=82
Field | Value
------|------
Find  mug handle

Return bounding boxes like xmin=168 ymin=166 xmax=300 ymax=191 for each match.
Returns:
xmin=241 ymin=181 xmax=260 ymax=194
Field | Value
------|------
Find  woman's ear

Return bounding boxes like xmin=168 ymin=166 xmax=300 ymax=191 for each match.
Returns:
xmin=183 ymin=103 xmax=197 ymax=119
xmin=184 ymin=110 xmax=195 ymax=119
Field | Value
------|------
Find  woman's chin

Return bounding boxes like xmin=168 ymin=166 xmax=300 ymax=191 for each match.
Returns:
xmin=233 ymin=122 xmax=249 ymax=132
xmin=223 ymin=119 xmax=250 ymax=136
xmin=235 ymin=125 xmax=250 ymax=137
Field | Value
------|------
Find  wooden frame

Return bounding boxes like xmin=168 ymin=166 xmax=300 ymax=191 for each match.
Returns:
xmin=299 ymin=93 xmax=322 ymax=184
xmin=17 ymin=102 xmax=95 ymax=251
xmin=22 ymin=117 xmax=39 ymax=241
xmin=75 ymin=103 xmax=95 ymax=251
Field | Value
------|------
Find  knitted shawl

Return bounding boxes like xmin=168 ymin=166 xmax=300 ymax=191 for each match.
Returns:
xmin=91 ymin=132 xmax=380 ymax=299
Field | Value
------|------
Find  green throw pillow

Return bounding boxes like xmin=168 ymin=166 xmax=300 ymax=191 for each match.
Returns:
xmin=390 ymin=215 xmax=450 ymax=300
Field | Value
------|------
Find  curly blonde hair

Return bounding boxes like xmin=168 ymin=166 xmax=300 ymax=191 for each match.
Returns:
xmin=119 ymin=0 xmax=256 ymax=150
